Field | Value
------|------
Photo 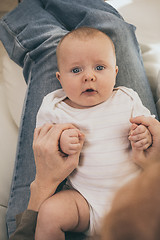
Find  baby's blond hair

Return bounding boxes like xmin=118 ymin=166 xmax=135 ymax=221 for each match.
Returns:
xmin=56 ymin=27 xmax=116 ymax=69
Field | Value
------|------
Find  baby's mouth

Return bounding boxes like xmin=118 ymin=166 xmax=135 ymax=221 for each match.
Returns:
xmin=84 ymin=87 xmax=97 ymax=92
xmin=85 ymin=88 xmax=94 ymax=92
xmin=82 ymin=88 xmax=98 ymax=95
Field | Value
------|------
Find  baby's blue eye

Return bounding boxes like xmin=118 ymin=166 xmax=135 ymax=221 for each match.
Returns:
xmin=72 ymin=68 xmax=81 ymax=73
xmin=96 ymin=65 xmax=105 ymax=71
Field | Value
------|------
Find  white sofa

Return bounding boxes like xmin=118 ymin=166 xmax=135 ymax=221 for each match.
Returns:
xmin=0 ymin=0 xmax=160 ymax=239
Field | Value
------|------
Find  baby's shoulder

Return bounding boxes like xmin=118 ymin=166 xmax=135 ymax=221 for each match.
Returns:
xmin=43 ymin=88 xmax=66 ymax=103
xmin=113 ymin=86 xmax=139 ymax=101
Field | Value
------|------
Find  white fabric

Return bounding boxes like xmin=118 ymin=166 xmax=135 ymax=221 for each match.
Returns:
xmin=107 ymin=0 xmax=160 ymax=46
xmin=36 ymin=86 xmax=151 ymax=235
xmin=2 ymin=47 xmax=27 ymax=127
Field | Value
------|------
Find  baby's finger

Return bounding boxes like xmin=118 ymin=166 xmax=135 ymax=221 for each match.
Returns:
xmin=130 ymin=124 xmax=146 ymax=136
xmin=128 ymin=132 xmax=146 ymax=142
xmin=70 ymin=136 xmax=80 ymax=144
xmin=131 ymin=123 xmax=138 ymax=131
xmin=68 ymin=143 xmax=82 ymax=154
xmin=131 ymin=138 xmax=150 ymax=150
xmin=68 ymin=128 xmax=81 ymax=137
xmin=129 ymin=123 xmax=138 ymax=135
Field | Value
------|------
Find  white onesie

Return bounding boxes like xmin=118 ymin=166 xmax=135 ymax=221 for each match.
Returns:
xmin=36 ymin=86 xmax=151 ymax=236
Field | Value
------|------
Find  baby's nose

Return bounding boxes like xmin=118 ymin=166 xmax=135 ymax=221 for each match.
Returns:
xmin=83 ymin=73 xmax=96 ymax=82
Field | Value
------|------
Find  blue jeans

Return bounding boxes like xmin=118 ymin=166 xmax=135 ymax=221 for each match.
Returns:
xmin=0 ymin=0 xmax=157 ymax=238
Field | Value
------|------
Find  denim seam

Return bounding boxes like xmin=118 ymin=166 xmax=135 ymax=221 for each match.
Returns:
xmin=24 ymin=52 xmax=35 ymax=66
xmin=1 ymin=19 xmax=29 ymax=52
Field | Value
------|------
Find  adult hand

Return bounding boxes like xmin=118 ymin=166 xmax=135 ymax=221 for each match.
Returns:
xmin=28 ymin=123 xmax=85 ymax=211
xmin=130 ymin=116 xmax=160 ymax=169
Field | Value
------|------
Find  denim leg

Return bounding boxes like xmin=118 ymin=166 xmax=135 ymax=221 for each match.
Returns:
xmin=0 ymin=0 xmax=158 ymax=237
xmin=0 ymin=0 xmax=67 ymax=236
xmin=0 ymin=0 xmax=66 ymax=69
xmin=41 ymin=0 xmax=123 ymax=30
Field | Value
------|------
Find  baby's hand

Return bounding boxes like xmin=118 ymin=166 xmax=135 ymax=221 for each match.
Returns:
xmin=60 ymin=128 xmax=85 ymax=155
xmin=129 ymin=123 xmax=152 ymax=150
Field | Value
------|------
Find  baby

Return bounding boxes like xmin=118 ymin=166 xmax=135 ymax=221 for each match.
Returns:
xmin=35 ymin=27 xmax=152 ymax=240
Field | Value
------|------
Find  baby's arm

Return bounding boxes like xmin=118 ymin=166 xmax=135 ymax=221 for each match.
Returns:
xmin=129 ymin=123 xmax=152 ymax=150
xmin=60 ymin=128 xmax=85 ymax=155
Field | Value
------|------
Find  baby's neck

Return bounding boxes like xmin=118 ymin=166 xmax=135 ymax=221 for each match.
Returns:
xmin=63 ymin=98 xmax=89 ymax=109
xmin=63 ymin=97 xmax=106 ymax=109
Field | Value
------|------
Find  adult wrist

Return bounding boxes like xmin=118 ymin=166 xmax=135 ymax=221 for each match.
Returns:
xmin=28 ymin=181 xmax=57 ymax=211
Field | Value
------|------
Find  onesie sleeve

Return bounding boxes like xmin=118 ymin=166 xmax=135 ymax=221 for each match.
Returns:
xmin=36 ymin=93 xmax=55 ymax=127
xmin=130 ymin=89 xmax=154 ymax=118
xmin=36 ymin=89 xmax=67 ymax=127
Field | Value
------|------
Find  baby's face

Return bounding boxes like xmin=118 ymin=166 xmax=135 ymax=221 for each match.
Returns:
xmin=56 ymin=36 xmax=118 ymax=109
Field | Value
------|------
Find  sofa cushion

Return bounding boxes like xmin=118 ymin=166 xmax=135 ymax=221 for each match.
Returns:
xmin=141 ymin=44 xmax=160 ymax=105
xmin=0 ymin=82 xmax=19 ymax=240
xmin=1 ymin=42 xmax=27 ymax=128
xmin=0 ymin=206 xmax=8 ymax=240
xmin=108 ymin=0 xmax=160 ymax=45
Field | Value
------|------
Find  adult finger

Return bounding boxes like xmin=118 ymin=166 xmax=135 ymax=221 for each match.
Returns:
xmin=47 ymin=123 xmax=78 ymax=146
xmin=130 ymin=116 xmax=160 ymax=134
xmin=33 ymin=124 xmax=53 ymax=142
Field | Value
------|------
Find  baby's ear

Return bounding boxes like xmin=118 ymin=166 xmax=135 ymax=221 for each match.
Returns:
xmin=56 ymin=72 xmax=61 ymax=82
xmin=115 ymin=66 xmax=118 ymax=75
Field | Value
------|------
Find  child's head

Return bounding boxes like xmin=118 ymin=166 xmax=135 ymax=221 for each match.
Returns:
xmin=56 ymin=27 xmax=118 ymax=109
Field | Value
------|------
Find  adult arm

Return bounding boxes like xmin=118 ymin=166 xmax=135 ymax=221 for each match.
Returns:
xmin=9 ymin=123 xmax=84 ymax=240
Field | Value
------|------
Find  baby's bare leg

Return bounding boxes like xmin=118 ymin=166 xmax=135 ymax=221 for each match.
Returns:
xmin=35 ymin=189 xmax=90 ymax=240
